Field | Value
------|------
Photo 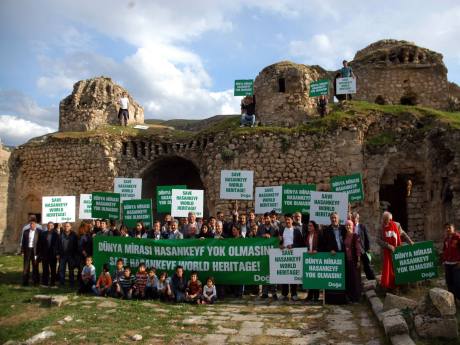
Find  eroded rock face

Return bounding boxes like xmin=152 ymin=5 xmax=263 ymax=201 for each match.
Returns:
xmin=59 ymin=76 xmax=144 ymax=131
xmin=350 ymin=39 xmax=449 ymax=110
xmin=254 ymin=61 xmax=331 ymax=126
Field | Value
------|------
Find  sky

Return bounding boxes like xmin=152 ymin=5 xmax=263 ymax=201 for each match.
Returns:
xmin=1 ymin=0 xmax=460 ymax=146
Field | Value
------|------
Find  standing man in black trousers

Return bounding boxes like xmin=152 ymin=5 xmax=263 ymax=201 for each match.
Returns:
xmin=21 ymin=219 xmax=41 ymax=286
xmin=351 ymin=212 xmax=376 ymax=280
xmin=38 ymin=221 xmax=59 ymax=287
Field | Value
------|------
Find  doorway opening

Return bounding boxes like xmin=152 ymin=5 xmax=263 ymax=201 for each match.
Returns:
xmin=379 ymin=174 xmax=408 ymax=231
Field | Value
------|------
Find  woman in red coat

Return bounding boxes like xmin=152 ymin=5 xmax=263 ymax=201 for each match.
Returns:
xmin=377 ymin=212 xmax=413 ymax=290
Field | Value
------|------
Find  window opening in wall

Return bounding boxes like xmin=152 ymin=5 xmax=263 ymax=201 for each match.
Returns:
xmin=132 ymin=142 xmax=138 ymax=159
xmin=122 ymin=142 xmax=127 ymax=155
xmin=278 ymin=78 xmax=286 ymax=92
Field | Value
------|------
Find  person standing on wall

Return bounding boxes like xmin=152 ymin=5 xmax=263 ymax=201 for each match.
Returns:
xmin=118 ymin=92 xmax=129 ymax=126
xmin=21 ymin=219 xmax=41 ymax=286
xmin=339 ymin=60 xmax=355 ymax=101
xmin=351 ymin=212 xmax=376 ymax=280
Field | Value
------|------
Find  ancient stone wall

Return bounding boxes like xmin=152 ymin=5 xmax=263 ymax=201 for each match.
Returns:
xmin=254 ymin=61 xmax=331 ymax=126
xmin=0 ymin=144 xmax=10 ymax=249
xmin=351 ymin=40 xmax=449 ymax=109
xmin=59 ymin=77 xmax=144 ymax=132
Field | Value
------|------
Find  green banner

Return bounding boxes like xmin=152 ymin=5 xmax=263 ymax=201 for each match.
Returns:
xmin=91 ymin=192 xmax=121 ymax=219
xmin=93 ymin=236 xmax=278 ymax=284
xmin=303 ymin=252 xmax=345 ymax=290
xmin=393 ymin=241 xmax=438 ymax=285
xmin=123 ymin=199 xmax=153 ymax=229
xmin=234 ymin=79 xmax=254 ymax=96
xmin=309 ymin=79 xmax=329 ymax=97
xmin=156 ymin=185 xmax=186 ymax=213
xmin=331 ymin=173 xmax=364 ymax=202
xmin=282 ymin=184 xmax=316 ymax=214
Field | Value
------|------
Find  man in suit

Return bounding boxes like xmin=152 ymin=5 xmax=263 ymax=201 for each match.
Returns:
xmin=322 ymin=212 xmax=347 ymax=304
xmin=38 ymin=221 xmax=59 ymax=286
xmin=58 ymin=222 xmax=78 ymax=286
xmin=351 ymin=212 xmax=376 ymax=280
xmin=21 ymin=219 xmax=41 ymax=286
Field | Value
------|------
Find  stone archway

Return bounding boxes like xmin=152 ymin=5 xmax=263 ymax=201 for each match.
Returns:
xmin=141 ymin=156 xmax=207 ymax=217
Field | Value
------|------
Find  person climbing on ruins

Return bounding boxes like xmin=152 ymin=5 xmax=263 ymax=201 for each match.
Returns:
xmin=118 ymin=92 xmax=129 ymax=126
xmin=240 ymin=95 xmax=256 ymax=127
xmin=317 ymin=95 xmax=328 ymax=117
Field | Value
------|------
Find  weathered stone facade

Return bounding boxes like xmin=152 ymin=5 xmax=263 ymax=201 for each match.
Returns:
xmin=4 ymin=105 xmax=460 ymax=252
xmin=59 ymin=77 xmax=144 ymax=131
xmin=0 ymin=143 xmax=10 ymax=248
xmin=254 ymin=61 xmax=330 ymax=126
xmin=350 ymin=40 xmax=449 ymax=109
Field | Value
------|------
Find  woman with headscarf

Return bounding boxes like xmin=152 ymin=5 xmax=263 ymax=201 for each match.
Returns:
xmin=344 ymin=220 xmax=362 ymax=303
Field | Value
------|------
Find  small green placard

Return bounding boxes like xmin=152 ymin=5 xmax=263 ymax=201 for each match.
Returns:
xmin=282 ymin=184 xmax=316 ymax=214
xmin=331 ymin=173 xmax=364 ymax=202
xmin=303 ymin=252 xmax=345 ymax=290
xmin=234 ymin=79 xmax=254 ymax=96
xmin=309 ymin=79 xmax=329 ymax=97
xmin=156 ymin=185 xmax=186 ymax=213
xmin=123 ymin=199 xmax=153 ymax=229
xmin=393 ymin=241 xmax=438 ymax=285
xmin=91 ymin=192 xmax=121 ymax=219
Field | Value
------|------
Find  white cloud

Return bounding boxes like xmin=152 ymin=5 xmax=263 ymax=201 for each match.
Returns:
xmin=0 ymin=115 xmax=54 ymax=146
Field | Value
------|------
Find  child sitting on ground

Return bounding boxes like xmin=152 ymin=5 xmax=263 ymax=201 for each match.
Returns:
xmin=145 ymin=267 xmax=158 ymax=299
xmin=133 ymin=263 xmax=148 ymax=299
xmin=79 ymin=256 xmax=96 ymax=294
xmin=185 ymin=271 xmax=202 ymax=304
xmin=93 ymin=263 xmax=112 ymax=296
xmin=156 ymin=272 xmax=172 ymax=301
xmin=110 ymin=258 xmax=124 ymax=297
xmin=201 ymin=276 xmax=217 ymax=304
xmin=118 ymin=266 xmax=135 ymax=299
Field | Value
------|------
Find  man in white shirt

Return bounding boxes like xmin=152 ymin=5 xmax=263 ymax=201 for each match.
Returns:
xmin=118 ymin=92 xmax=129 ymax=126
xmin=21 ymin=219 xmax=41 ymax=285
xmin=17 ymin=215 xmax=42 ymax=253
xmin=279 ymin=214 xmax=304 ymax=301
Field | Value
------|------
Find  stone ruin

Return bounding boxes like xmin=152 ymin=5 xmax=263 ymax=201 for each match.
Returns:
xmin=2 ymin=38 xmax=460 ymax=253
xmin=59 ymin=76 xmax=144 ymax=131
xmin=350 ymin=39 xmax=449 ymax=109
xmin=254 ymin=61 xmax=331 ymax=126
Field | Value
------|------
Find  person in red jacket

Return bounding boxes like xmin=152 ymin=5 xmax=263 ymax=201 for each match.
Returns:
xmin=442 ymin=223 xmax=460 ymax=299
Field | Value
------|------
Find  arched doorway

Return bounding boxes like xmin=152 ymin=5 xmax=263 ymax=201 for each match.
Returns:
xmin=142 ymin=156 xmax=207 ymax=218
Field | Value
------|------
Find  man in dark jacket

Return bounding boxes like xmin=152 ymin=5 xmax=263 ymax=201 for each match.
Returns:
xmin=38 ymin=221 xmax=59 ymax=286
xmin=351 ymin=212 xmax=375 ymax=280
xmin=322 ymin=212 xmax=347 ymax=304
xmin=58 ymin=222 xmax=78 ymax=286
xmin=21 ymin=219 xmax=41 ymax=286
xmin=279 ymin=214 xmax=304 ymax=301
xmin=171 ymin=266 xmax=186 ymax=302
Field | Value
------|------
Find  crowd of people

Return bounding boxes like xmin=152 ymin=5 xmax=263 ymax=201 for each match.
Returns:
xmin=19 ymin=209 xmax=460 ymax=304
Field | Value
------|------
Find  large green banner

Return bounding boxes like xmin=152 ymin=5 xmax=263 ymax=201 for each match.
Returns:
xmin=282 ymin=184 xmax=316 ymax=214
xmin=91 ymin=192 xmax=121 ymax=219
xmin=122 ymin=199 xmax=153 ymax=229
xmin=156 ymin=185 xmax=186 ymax=213
xmin=393 ymin=241 xmax=438 ymax=285
xmin=331 ymin=173 xmax=364 ymax=202
xmin=93 ymin=236 xmax=278 ymax=284
xmin=303 ymin=252 xmax=345 ymax=290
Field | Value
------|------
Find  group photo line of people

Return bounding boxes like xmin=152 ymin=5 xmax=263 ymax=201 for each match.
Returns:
xmin=20 ymin=207 xmax=460 ymax=305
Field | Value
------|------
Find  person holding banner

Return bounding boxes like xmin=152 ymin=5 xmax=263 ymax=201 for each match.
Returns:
xmin=280 ymin=214 xmax=304 ymax=301
xmin=305 ymin=221 xmax=321 ymax=303
xmin=322 ymin=212 xmax=347 ymax=304
xmin=378 ymin=212 xmax=414 ymax=291
xmin=442 ymin=223 xmax=460 ymax=299
xmin=344 ymin=220 xmax=362 ymax=303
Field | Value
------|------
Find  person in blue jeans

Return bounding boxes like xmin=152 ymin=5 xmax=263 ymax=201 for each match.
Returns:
xmin=58 ymin=222 xmax=78 ymax=287
xmin=240 ymin=95 xmax=256 ymax=127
